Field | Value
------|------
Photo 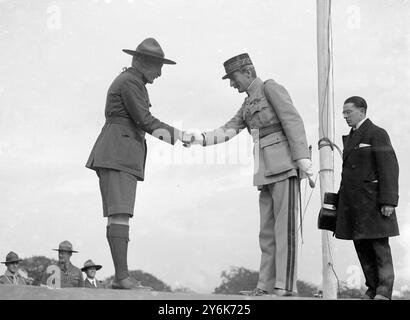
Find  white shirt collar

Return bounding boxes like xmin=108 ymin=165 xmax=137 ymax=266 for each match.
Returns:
xmin=87 ymin=277 xmax=96 ymax=286
xmin=355 ymin=118 xmax=367 ymax=130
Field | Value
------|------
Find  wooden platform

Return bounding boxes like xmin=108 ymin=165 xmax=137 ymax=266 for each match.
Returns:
xmin=0 ymin=284 xmax=312 ymax=300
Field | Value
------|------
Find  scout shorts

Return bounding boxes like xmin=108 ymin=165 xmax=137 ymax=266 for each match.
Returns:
xmin=97 ymin=168 xmax=137 ymax=217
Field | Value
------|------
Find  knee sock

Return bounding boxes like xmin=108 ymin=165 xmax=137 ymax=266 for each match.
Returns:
xmin=106 ymin=226 xmax=115 ymax=270
xmin=106 ymin=224 xmax=130 ymax=281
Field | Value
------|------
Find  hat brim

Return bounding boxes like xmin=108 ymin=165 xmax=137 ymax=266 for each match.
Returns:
xmin=222 ymin=70 xmax=238 ymax=80
xmin=53 ymin=249 xmax=78 ymax=253
xmin=81 ymin=265 xmax=102 ymax=272
xmin=1 ymin=259 xmax=22 ymax=264
xmin=122 ymin=49 xmax=176 ymax=65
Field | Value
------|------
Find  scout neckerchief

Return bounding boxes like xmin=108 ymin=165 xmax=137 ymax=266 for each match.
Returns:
xmin=4 ymin=270 xmax=19 ymax=285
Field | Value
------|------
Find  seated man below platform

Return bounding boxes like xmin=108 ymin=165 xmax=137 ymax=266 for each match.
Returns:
xmin=42 ymin=240 xmax=84 ymax=288
xmin=0 ymin=251 xmax=29 ymax=286
xmin=81 ymin=259 xmax=104 ymax=289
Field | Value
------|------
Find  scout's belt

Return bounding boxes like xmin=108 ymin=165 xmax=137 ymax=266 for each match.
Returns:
xmin=258 ymin=123 xmax=283 ymax=138
xmin=105 ymin=116 xmax=135 ymax=127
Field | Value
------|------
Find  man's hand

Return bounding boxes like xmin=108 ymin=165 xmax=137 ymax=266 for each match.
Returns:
xmin=296 ymin=158 xmax=315 ymax=188
xmin=381 ymin=205 xmax=395 ymax=217
xmin=182 ymin=131 xmax=204 ymax=147
xmin=296 ymin=158 xmax=313 ymax=175
xmin=181 ymin=131 xmax=194 ymax=146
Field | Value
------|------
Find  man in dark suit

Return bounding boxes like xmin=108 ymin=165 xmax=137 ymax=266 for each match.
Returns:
xmin=81 ymin=260 xmax=103 ymax=289
xmin=336 ymin=96 xmax=399 ymax=300
xmin=86 ymin=38 xmax=190 ymax=290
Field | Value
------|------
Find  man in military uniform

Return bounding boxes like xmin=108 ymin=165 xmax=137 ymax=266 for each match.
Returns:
xmin=86 ymin=38 xmax=190 ymax=290
xmin=81 ymin=259 xmax=103 ymax=289
xmin=0 ymin=252 xmax=27 ymax=285
xmin=187 ymin=54 xmax=313 ymax=296
xmin=43 ymin=240 xmax=84 ymax=288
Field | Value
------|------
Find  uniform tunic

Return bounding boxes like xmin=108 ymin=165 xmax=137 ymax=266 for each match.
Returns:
xmin=203 ymin=78 xmax=309 ymax=185
xmin=42 ymin=262 xmax=84 ymax=288
xmin=0 ymin=270 xmax=27 ymax=285
xmin=59 ymin=263 xmax=84 ymax=288
xmin=86 ymin=67 xmax=179 ymax=181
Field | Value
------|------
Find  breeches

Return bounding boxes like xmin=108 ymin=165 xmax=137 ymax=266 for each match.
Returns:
xmin=97 ymin=168 xmax=138 ymax=217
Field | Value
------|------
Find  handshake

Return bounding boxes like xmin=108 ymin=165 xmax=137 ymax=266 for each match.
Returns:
xmin=180 ymin=131 xmax=205 ymax=147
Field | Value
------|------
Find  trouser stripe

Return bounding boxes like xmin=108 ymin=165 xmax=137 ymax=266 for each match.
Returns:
xmin=286 ymin=178 xmax=296 ymax=291
xmin=290 ymin=179 xmax=296 ymax=290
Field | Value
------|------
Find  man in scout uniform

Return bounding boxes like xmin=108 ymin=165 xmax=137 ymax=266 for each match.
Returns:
xmin=43 ymin=240 xmax=84 ymax=288
xmin=86 ymin=38 xmax=190 ymax=290
xmin=187 ymin=53 xmax=313 ymax=296
xmin=81 ymin=259 xmax=103 ymax=289
xmin=0 ymin=251 xmax=28 ymax=285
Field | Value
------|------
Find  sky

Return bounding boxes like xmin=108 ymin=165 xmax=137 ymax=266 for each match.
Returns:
xmin=0 ymin=0 xmax=410 ymax=294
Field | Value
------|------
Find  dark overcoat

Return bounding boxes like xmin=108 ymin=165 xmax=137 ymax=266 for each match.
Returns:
xmin=335 ymin=119 xmax=399 ymax=240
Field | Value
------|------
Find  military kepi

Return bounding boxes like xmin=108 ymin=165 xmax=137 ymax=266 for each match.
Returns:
xmin=1 ymin=251 xmax=23 ymax=264
xmin=123 ymin=38 xmax=176 ymax=65
xmin=53 ymin=240 xmax=78 ymax=253
xmin=222 ymin=53 xmax=253 ymax=80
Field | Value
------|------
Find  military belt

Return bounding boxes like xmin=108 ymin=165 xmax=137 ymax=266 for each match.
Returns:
xmin=105 ymin=116 xmax=136 ymax=127
xmin=259 ymin=123 xmax=283 ymax=138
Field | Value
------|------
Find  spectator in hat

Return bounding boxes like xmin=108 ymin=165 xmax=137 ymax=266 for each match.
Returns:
xmin=86 ymin=37 xmax=191 ymax=290
xmin=0 ymin=251 xmax=27 ymax=285
xmin=185 ymin=53 xmax=313 ymax=296
xmin=42 ymin=240 xmax=84 ymax=288
xmin=81 ymin=259 xmax=103 ymax=289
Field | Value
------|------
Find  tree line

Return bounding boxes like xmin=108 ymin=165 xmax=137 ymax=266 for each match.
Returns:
xmin=17 ymin=256 xmax=409 ymax=298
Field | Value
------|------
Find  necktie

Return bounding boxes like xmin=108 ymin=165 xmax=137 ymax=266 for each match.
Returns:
xmin=348 ymin=128 xmax=356 ymax=139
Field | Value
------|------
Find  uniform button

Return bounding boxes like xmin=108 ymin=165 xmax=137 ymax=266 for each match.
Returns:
xmin=351 ymin=164 xmax=357 ymax=169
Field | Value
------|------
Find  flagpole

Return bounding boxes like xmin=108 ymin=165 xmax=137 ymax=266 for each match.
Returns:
xmin=316 ymin=0 xmax=338 ymax=299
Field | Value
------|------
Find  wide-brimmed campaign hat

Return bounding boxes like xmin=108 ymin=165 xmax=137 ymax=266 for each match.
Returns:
xmin=53 ymin=240 xmax=78 ymax=253
xmin=1 ymin=251 xmax=23 ymax=264
xmin=81 ymin=259 xmax=102 ymax=272
xmin=122 ymin=38 xmax=176 ymax=65
xmin=222 ymin=53 xmax=253 ymax=80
